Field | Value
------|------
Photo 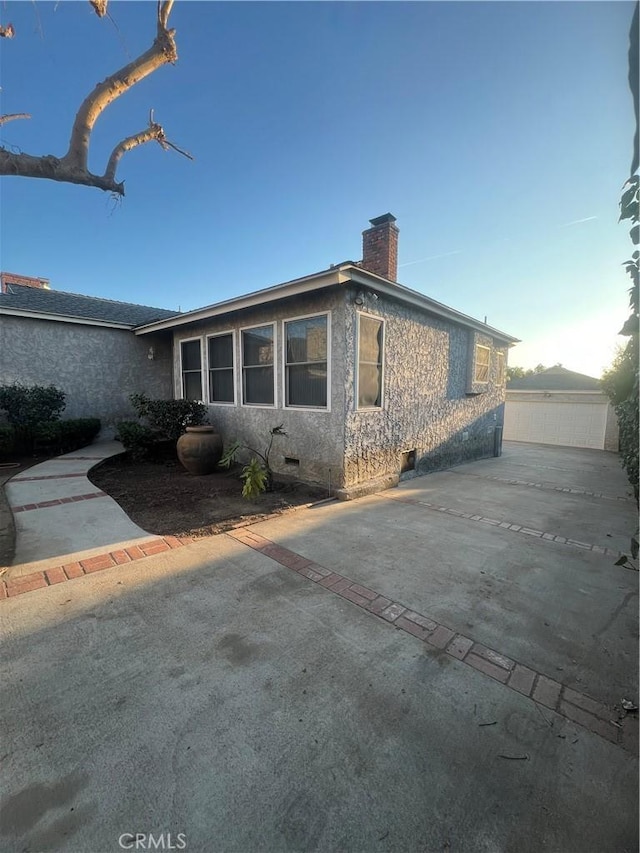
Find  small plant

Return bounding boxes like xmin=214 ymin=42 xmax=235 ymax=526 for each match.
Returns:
xmin=129 ymin=393 xmax=207 ymax=441
xmin=220 ymin=425 xmax=287 ymax=499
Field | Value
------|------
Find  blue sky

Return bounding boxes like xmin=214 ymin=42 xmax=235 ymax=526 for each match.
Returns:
xmin=1 ymin=1 xmax=636 ymax=376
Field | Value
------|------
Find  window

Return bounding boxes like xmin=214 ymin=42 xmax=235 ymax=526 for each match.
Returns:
xmin=284 ymin=315 xmax=328 ymax=408
xmin=357 ymin=314 xmax=384 ymax=408
xmin=242 ymin=324 xmax=275 ymax=405
xmin=180 ymin=339 xmax=203 ymax=400
xmin=474 ymin=344 xmax=490 ymax=383
xmin=496 ymin=351 xmax=506 ymax=386
xmin=207 ymin=333 xmax=235 ymax=404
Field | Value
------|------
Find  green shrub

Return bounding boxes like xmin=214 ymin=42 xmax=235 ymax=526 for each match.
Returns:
xmin=0 ymin=425 xmax=15 ymax=459
xmin=116 ymin=421 xmax=156 ymax=461
xmin=33 ymin=418 xmax=101 ymax=454
xmin=0 ymin=383 xmax=66 ymax=427
xmin=129 ymin=393 xmax=207 ymax=441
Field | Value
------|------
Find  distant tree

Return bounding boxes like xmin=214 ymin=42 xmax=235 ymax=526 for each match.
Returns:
xmin=0 ymin=0 xmax=191 ymax=196
xmin=603 ymin=2 xmax=639 ymax=505
xmin=506 ymin=363 xmax=550 ymax=382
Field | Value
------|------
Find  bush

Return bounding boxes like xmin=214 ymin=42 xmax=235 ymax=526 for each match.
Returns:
xmin=129 ymin=393 xmax=207 ymax=442
xmin=0 ymin=383 xmax=66 ymax=427
xmin=116 ymin=421 xmax=156 ymax=461
xmin=0 ymin=425 xmax=15 ymax=459
xmin=33 ymin=418 xmax=101 ymax=454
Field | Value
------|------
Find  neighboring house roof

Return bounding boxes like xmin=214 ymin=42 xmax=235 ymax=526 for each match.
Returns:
xmin=507 ymin=366 xmax=602 ymax=391
xmin=134 ymin=262 xmax=520 ymax=345
xmin=0 ymin=283 xmax=180 ymax=328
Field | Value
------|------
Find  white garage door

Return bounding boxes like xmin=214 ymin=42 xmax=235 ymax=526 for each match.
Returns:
xmin=504 ymin=401 xmax=607 ymax=449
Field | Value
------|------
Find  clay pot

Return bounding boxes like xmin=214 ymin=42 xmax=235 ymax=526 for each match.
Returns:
xmin=176 ymin=426 xmax=223 ymax=475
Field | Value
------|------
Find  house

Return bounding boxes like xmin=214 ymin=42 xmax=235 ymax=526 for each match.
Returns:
xmin=0 ymin=272 xmax=178 ymax=422
xmin=504 ymin=366 xmax=619 ymax=451
xmin=1 ymin=215 xmax=519 ymax=497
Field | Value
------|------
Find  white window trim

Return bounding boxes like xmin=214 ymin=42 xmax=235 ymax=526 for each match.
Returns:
xmin=496 ymin=350 xmax=506 ymax=386
xmin=356 ymin=311 xmax=385 ymax=411
xmin=179 ymin=336 xmax=205 ymax=402
xmin=205 ymin=330 xmax=237 ymax=406
xmin=240 ymin=322 xmax=277 ymax=408
xmin=282 ymin=311 xmax=331 ymax=412
xmin=474 ymin=343 xmax=491 ymax=385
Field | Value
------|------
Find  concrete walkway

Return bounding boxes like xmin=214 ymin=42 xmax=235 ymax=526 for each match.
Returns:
xmin=0 ymin=442 xmax=637 ymax=852
xmin=3 ymin=441 xmax=157 ymax=580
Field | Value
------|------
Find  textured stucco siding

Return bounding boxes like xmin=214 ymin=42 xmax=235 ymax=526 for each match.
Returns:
xmin=0 ymin=316 xmax=173 ymax=428
xmin=172 ymin=289 xmax=347 ymax=489
xmin=343 ymin=292 xmax=506 ymax=486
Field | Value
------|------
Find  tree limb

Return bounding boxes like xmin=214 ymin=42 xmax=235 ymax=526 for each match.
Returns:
xmin=0 ymin=0 xmax=186 ymax=195
xmin=0 ymin=113 xmax=31 ymax=127
xmin=64 ymin=0 xmax=177 ymax=173
xmin=105 ymin=114 xmax=192 ymax=187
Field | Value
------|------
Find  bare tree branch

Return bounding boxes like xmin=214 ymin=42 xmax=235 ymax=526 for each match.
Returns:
xmin=0 ymin=113 xmax=31 ymax=127
xmin=89 ymin=0 xmax=109 ymax=17
xmin=64 ymin=2 xmax=177 ymax=173
xmin=105 ymin=115 xmax=192 ymax=188
xmin=0 ymin=0 xmax=187 ymax=196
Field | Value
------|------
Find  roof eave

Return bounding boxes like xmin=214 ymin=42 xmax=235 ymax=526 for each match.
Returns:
xmin=343 ymin=265 xmax=520 ymax=344
xmin=133 ymin=268 xmax=349 ymax=335
xmin=0 ymin=306 xmax=132 ymax=330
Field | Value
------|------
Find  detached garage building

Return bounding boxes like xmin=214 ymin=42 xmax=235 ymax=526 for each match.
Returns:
xmin=504 ymin=366 xmax=619 ymax=451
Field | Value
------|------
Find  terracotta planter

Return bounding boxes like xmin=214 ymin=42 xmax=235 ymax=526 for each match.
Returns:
xmin=176 ymin=426 xmax=223 ymax=475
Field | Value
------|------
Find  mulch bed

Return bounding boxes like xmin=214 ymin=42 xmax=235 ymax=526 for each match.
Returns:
xmin=89 ymin=453 xmax=329 ymax=538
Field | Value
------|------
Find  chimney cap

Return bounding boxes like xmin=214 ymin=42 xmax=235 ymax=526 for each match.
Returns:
xmin=368 ymin=213 xmax=397 ymax=227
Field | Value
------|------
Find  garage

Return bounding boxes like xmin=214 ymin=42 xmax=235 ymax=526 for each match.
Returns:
xmin=504 ymin=366 xmax=619 ymax=451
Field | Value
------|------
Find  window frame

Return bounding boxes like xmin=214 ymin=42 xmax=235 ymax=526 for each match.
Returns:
xmin=282 ymin=311 xmax=331 ymax=412
xmin=356 ymin=312 xmax=385 ymax=411
xmin=473 ymin=343 xmax=491 ymax=384
xmin=240 ymin=322 xmax=277 ymax=408
xmin=205 ymin=330 xmax=237 ymax=406
xmin=496 ymin=350 xmax=506 ymax=386
xmin=179 ymin=336 xmax=205 ymax=402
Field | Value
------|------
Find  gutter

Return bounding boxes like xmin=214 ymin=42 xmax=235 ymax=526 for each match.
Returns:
xmin=0 ymin=307 xmax=132 ymax=330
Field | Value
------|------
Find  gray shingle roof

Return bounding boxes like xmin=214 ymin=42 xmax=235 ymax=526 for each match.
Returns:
xmin=507 ymin=366 xmax=601 ymax=391
xmin=0 ymin=284 xmax=180 ymax=327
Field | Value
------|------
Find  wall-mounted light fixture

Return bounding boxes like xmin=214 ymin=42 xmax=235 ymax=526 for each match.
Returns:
xmin=147 ymin=346 xmax=155 ymax=361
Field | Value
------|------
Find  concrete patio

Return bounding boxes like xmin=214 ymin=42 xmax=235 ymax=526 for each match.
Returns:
xmin=0 ymin=442 xmax=637 ymax=852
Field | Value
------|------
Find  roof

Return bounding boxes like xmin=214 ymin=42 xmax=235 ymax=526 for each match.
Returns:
xmin=0 ymin=283 xmax=180 ymax=328
xmin=507 ymin=366 xmax=602 ymax=391
xmin=134 ymin=263 xmax=520 ymax=344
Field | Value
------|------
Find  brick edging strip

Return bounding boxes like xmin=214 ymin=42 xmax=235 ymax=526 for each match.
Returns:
xmin=225 ymin=527 xmax=637 ymax=753
xmin=379 ymin=493 xmax=622 ymax=558
xmin=0 ymin=536 xmax=193 ymax=599
xmin=448 ymin=469 xmax=634 ymax=503
xmin=11 ymin=473 xmax=87 ymax=482
xmin=10 ymin=491 xmax=109 ymax=513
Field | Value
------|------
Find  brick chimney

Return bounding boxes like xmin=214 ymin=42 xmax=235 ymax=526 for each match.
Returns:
xmin=361 ymin=213 xmax=399 ymax=281
xmin=1 ymin=271 xmax=50 ymax=293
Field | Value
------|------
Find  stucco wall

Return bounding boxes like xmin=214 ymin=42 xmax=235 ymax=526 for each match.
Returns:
xmin=342 ymin=291 xmax=507 ymax=485
xmin=171 ymin=288 xmax=348 ymax=489
xmin=0 ymin=315 xmax=173 ymax=428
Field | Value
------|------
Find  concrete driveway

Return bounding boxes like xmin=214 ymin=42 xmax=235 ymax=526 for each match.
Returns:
xmin=1 ymin=442 xmax=638 ymax=852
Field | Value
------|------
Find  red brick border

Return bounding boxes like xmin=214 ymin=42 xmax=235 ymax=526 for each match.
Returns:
xmin=10 ymin=491 xmax=109 ymax=512
xmin=225 ymin=527 xmax=638 ymax=753
xmin=379 ymin=493 xmax=622 ymax=558
xmin=11 ymin=473 xmax=86 ymax=482
xmin=0 ymin=536 xmax=192 ymax=600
